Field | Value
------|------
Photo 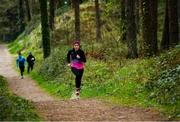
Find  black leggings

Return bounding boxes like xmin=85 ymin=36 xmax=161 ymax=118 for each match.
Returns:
xmin=28 ymin=64 xmax=34 ymax=73
xmin=71 ymin=67 xmax=84 ymax=90
xmin=19 ymin=66 xmax=25 ymax=76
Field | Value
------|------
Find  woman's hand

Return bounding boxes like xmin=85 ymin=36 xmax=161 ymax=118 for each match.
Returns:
xmin=76 ymin=54 xmax=80 ymax=59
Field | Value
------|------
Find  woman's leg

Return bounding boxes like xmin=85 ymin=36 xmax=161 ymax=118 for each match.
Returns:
xmin=20 ymin=66 xmax=24 ymax=78
xmin=27 ymin=64 xmax=30 ymax=73
xmin=20 ymin=67 xmax=23 ymax=76
xmin=31 ymin=64 xmax=34 ymax=71
xmin=76 ymin=69 xmax=84 ymax=90
xmin=71 ymin=67 xmax=84 ymax=90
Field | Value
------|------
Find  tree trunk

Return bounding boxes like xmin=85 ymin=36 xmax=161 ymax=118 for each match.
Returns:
xmin=150 ymin=0 xmax=158 ymax=54
xmin=120 ymin=0 xmax=126 ymax=42
xmin=72 ymin=0 xmax=80 ymax=41
xmin=178 ymin=0 xmax=180 ymax=20
xmin=135 ymin=0 xmax=140 ymax=33
xmin=49 ymin=0 xmax=56 ymax=30
xmin=19 ymin=0 xmax=25 ymax=33
xmin=31 ymin=0 xmax=40 ymax=16
xmin=178 ymin=0 xmax=180 ymax=40
xmin=141 ymin=0 xmax=151 ymax=56
xmin=126 ymin=0 xmax=138 ymax=58
xmin=39 ymin=0 xmax=51 ymax=58
xmin=31 ymin=0 xmax=35 ymax=14
xmin=168 ymin=0 xmax=179 ymax=47
xmin=95 ymin=0 xmax=101 ymax=41
xmin=161 ymin=0 xmax=169 ymax=50
xmin=141 ymin=0 xmax=158 ymax=56
xmin=24 ymin=0 xmax=31 ymax=21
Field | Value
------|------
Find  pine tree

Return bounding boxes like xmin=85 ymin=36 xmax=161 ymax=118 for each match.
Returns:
xmin=95 ymin=0 xmax=101 ymax=41
xmin=18 ymin=0 xmax=25 ymax=33
xmin=161 ymin=0 xmax=169 ymax=50
xmin=24 ymin=0 xmax=31 ymax=21
xmin=72 ymin=0 xmax=80 ymax=41
xmin=135 ymin=0 xmax=140 ymax=33
xmin=49 ymin=0 xmax=56 ymax=30
xmin=141 ymin=0 xmax=158 ymax=56
xmin=168 ymin=0 xmax=179 ymax=47
xmin=126 ymin=0 xmax=138 ymax=58
xmin=150 ymin=0 xmax=158 ymax=54
xmin=120 ymin=0 xmax=126 ymax=42
xmin=39 ymin=0 xmax=51 ymax=58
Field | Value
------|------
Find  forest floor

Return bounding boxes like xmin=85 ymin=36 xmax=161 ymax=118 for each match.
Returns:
xmin=0 ymin=44 xmax=167 ymax=121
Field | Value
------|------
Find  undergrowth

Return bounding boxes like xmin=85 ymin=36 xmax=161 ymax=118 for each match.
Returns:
xmin=7 ymin=1 xmax=180 ymax=120
xmin=0 ymin=76 xmax=40 ymax=121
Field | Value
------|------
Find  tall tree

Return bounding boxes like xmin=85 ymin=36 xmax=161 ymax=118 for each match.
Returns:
xmin=126 ymin=0 xmax=138 ymax=58
xmin=161 ymin=0 xmax=169 ymax=50
xmin=24 ymin=0 xmax=31 ymax=21
xmin=141 ymin=0 xmax=158 ymax=56
xmin=178 ymin=0 xmax=180 ymax=40
xmin=72 ymin=0 xmax=80 ymax=41
xmin=31 ymin=0 xmax=36 ymax=14
xmin=120 ymin=0 xmax=126 ymax=42
xmin=168 ymin=0 xmax=179 ymax=47
xmin=135 ymin=0 xmax=140 ymax=33
xmin=18 ymin=0 xmax=25 ymax=33
xmin=178 ymin=0 xmax=180 ymax=20
xmin=150 ymin=0 xmax=158 ymax=54
xmin=95 ymin=0 xmax=101 ymax=41
xmin=49 ymin=0 xmax=56 ymax=30
xmin=39 ymin=0 xmax=51 ymax=58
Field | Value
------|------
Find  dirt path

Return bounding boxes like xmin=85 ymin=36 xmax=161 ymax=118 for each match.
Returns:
xmin=0 ymin=44 xmax=167 ymax=121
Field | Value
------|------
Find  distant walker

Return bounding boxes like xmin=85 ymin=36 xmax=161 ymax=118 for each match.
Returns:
xmin=16 ymin=52 xmax=26 ymax=79
xmin=26 ymin=52 xmax=35 ymax=74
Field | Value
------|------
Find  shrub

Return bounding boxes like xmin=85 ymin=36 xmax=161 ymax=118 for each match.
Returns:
xmin=39 ymin=47 xmax=68 ymax=81
xmin=146 ymin=65 xmax=180 ymax=105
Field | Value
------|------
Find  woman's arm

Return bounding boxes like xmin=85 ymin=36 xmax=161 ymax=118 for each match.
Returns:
xmin=81 ymin=50 xmax=86 ymax=63
xmin=67 ymin=50 xmax=71 ymax=63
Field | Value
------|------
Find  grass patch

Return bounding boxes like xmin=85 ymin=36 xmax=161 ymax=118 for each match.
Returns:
xmin=0 ymin=76 xmax=41 ymax=121
xmin=30 ymin=71 xmax=73 ymax=100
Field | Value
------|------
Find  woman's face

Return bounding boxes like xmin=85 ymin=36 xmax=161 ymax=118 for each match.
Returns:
xmin=74 ymin=44 xmax=80 ymax=51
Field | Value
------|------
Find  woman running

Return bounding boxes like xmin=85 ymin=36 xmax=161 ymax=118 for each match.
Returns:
xmin=67 ymin=41 xmax=86 ymax=98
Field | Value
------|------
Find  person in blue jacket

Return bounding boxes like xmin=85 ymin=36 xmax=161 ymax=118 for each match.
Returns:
xmin=16 ymin=52 xmax=26 ymax=79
